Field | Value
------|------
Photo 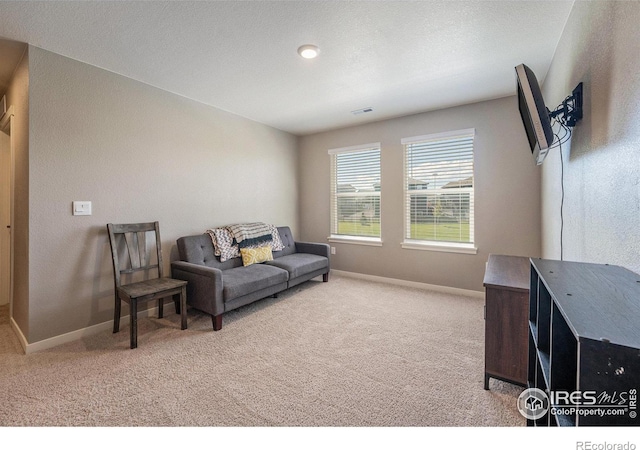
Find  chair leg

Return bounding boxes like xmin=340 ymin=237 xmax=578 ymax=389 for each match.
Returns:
xmin=130 ymin=299 xmax=138 ymax=349
xmin=180 ymin=286 xmax=187 ymax=330
xmin=158 ymin=297 xmax=164 ymax=319
xmin=323 ymin=272 xmax=329 ymax=282
xmin=212 ymin=314 xmax=222 ymax=331
xmin=113 ymin=294 xmax=121 ymax=333
xmin=173 ymin=293 xmax=181 ymax=314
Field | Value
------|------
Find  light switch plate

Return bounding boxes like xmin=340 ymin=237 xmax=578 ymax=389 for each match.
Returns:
xmin=73 ymin=201 xmax=92 ymax=216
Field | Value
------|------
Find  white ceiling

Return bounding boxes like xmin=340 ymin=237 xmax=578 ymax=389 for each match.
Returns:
xmin=0 ymin=1 xmax=574 ymax=136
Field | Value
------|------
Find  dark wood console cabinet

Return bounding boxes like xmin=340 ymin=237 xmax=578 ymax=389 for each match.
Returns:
xmin=483 ymin=254 xmax=530 ymax=389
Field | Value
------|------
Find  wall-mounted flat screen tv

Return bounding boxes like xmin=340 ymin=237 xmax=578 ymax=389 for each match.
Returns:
xmin=515 ymin=64 xmax=554 ymax=165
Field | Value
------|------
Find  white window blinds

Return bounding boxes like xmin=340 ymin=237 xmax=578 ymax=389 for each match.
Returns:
xmin=329 ymin=143 xmax=381 ymax=239
xmin=403 ymin=129 xmax=475 ymax=246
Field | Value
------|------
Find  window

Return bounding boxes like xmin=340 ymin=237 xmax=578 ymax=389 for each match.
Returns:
xmin=402 ymin=129 xmax=476 ymax=254
xmin=329 ymin=143 xmax=381 ymax=244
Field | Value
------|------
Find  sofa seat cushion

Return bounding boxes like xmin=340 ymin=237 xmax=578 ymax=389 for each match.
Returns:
xmin=265 ymin=254 xmax=328 ymax=280
xmin=222 ymin=264 xmax=289 ymax=301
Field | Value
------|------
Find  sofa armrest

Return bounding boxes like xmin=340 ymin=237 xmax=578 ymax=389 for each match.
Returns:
xmin=171 ymin=261 xmax=224 ymax=317
xmin=295 ymin=241 xmax=331 ymax=260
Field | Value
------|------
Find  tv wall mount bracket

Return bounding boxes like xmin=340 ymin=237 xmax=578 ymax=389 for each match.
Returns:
xmin=548 ymin=82 xmax=583 ymax=127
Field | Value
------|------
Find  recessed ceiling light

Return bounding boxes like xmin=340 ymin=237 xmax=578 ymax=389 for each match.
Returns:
xmin=297 ymin=44 xmax=319 ymax=59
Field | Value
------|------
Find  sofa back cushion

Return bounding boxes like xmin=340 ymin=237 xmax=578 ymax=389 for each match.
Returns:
xmin=177 ymin=233 xmax=242 ymax=270
xmin=177 ymin=226 xmax=296 ymax=268
xmin=273 ymin=226 xmax=296 ymax=258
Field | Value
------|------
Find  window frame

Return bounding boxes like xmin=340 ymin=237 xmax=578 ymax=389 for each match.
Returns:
xmin=401 ymin=129 xmax=477 ymax=255
xmin=328 ymin=142 xmax=382 ymax=246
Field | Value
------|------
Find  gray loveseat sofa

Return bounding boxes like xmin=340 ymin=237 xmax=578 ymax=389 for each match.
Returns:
xmin=171 ymin=226 xmax=330 ymax=330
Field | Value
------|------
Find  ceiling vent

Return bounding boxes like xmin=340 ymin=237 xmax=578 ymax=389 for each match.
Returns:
xmin=351 ymin=107 xmax=373 ymax=115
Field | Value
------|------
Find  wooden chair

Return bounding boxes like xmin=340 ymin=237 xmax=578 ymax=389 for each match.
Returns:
xmin=107 ymin=221 xmax=188 ymax=349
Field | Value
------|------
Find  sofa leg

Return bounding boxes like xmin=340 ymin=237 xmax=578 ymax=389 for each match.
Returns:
xmin=323 ymin=272 xmax=329 ymax=282
xmin=272 ymin=293 xmax=278 ymax=298
xmin=212 ymin=314 xmax=222 ymax=331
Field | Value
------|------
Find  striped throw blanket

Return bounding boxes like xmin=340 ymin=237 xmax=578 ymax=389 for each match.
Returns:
xmin=227 ymin=222 xmax=273 ymax=245
xmin=206 ymin=223 xmax=285 ymax=262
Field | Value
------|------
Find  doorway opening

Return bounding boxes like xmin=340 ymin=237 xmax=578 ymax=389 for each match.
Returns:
xmin=0 ymin=106 xmax=14 ymax=321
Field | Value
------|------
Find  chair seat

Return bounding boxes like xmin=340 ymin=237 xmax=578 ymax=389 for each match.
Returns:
xmin=118 ymin=277 xmax=188 ymax=301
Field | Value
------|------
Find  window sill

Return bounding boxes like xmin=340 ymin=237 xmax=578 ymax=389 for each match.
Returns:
xmin=328 ymin=235 xmax=383 ymax=247
xmin=401 ymin=240 xmax=477 ymax=255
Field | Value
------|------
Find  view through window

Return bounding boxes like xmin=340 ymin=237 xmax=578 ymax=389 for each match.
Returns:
xmin=329 ymin=144 xmax=381 ymax=240
xmin=403 ymin=129 xmax=475 ymax=246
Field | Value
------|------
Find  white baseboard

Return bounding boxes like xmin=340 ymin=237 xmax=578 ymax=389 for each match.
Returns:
xmin=19 ymin=308 xmax=158 ymax=354
xmin=10 ymin=316 xmax=28 ymax=353
xmin=331 ymin=270 xmax=484 ymax=299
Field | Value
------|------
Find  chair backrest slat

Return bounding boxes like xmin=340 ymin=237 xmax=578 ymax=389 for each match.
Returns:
xmin=124 ymin=232 xmax=141 ymax=270
xmin=119 ymin=264 xmax=159 ymax=275
xmin=138 ymin=231 xmax=150 ymax=268
xmin=107 ymin=221 xmax=163 ymax=288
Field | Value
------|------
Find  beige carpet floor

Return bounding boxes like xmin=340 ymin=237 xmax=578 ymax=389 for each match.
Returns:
xmin=0 ymin=274 xmax=524 ymax=427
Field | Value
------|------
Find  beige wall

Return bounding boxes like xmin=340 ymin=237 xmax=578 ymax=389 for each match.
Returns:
xmin=299 ymin=96 xmax=541 ymax=292
xmin=541 ymin=1 xmax=640 ymax=274
xmin=4 ymin=47 xmax=29 ymax=336
xmin=26 ymin=46 xmax=298 ymax=343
